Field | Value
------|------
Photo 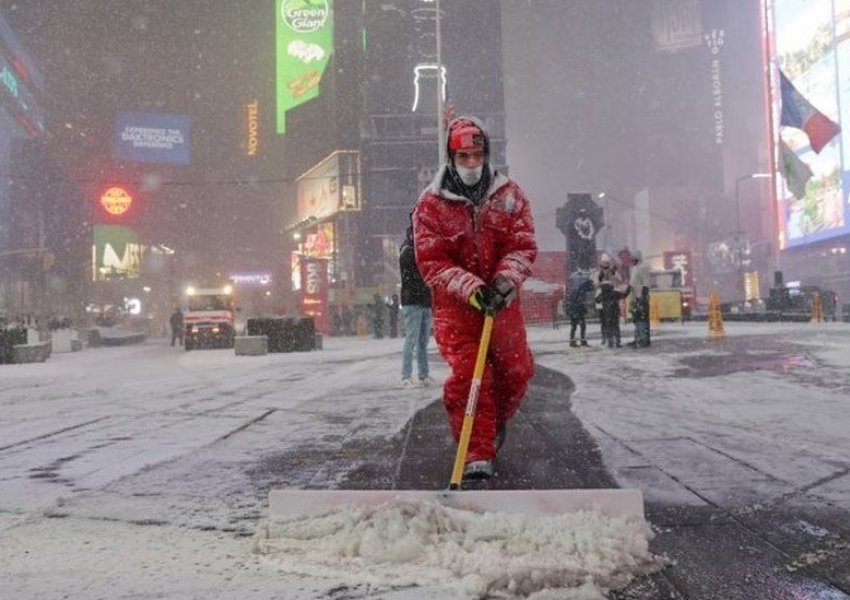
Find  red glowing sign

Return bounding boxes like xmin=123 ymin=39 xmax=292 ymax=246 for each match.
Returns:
xmin=100 ymin=187 xmax=133 ymax=216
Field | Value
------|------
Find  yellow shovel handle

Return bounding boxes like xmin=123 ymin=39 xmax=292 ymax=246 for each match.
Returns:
xmin=449 ymin=314 xmax=494 ymax=489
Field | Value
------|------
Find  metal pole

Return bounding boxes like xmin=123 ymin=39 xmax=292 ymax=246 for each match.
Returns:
xmin=734 ymin=173 xmax=771 ymax=302
xmin=761 ymin=0 xmax=782 ymax=276
xmin=735 ymin=176 xmax=744 ymax=301
xmin=436 ymin=0 xmax=445 ymax=166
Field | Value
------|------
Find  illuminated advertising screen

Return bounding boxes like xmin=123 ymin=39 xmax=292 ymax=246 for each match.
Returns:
xmin=303 ymin=222 xmax=335 ymax=258
xmin=0 ymin=51 xmax=44 ymax=137
xmin=0 ymin=10 xmax=45 ymax=137
xmin=770 ymin=0 xmax=848 ymax=248
xmin=229 ymin=272 xmax=272 ymax=287
xmin=275 ymin=0 xmax=334 ymax=134
xmin=92 ymin=225 xmax=143 ymax=281
xmin=99 ymin=186 xmax=134 ymax=217
xmin=296 ymin=150 xmax=360 ymax=221
xmin=663 ymin=250 xmax=694 ymax=286
xmin=114 ymin=111 xmax=191 ymax=165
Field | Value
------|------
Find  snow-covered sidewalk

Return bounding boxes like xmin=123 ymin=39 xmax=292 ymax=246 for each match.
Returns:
xmin=1 ymin=321 xmax=848 ymax=598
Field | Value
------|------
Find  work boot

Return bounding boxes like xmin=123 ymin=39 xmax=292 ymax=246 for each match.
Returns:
xmin=463 ymin=460 xmax=494 ymax=480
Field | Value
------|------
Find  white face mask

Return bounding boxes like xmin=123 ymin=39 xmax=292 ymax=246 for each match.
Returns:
xmin=456 ymin=164 xmax=483 ymax=185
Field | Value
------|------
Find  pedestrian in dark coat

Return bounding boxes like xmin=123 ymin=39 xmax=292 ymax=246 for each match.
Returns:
xmin=593 ymin=253 xmax=623 ymax=344
xmin=565 ymin=277 xmax=594 ymax=347
xmin=386 ymin=293 xmax=400 ymax=338
xmin=600 ymin=283 xmax=630 ymax=348
xmin=170 ymin=308 xmax=184 ymax=346
xmin=629 ymin=250 xmax=652 ymax=347
xmin=399 ymin=223 xmax=433 ymax=388
xmin=372 ymin=293 xmax=385 ymax=339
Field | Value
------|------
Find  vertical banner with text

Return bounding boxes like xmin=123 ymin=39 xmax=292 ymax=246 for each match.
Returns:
xmin=300 ymin=256 xmax=329 ymax=333
xmin=663 ymin=250 xmax=694 ymax=286
xmin=275 ymin=0 xmax=334 ymax=134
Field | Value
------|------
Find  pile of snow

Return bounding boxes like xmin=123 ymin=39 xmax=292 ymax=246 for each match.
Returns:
xmin=522 ymin=278 xmax=563 ymax=294
xmin=88 ymin=326 xmax=146 ymax=347
xmin=256 ymin=499 xmax=660 ymax=599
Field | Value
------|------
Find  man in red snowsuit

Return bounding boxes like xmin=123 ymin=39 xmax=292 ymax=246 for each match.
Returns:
xmin=413 ymin=116 xmax=537 ymax=480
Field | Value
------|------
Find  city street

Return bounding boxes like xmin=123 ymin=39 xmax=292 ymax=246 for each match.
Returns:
xmin=1 ymin=321 xmax=849 ymax=598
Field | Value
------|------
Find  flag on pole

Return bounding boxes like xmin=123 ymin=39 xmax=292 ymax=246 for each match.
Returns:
xmin=780 ymin=139 xmax=814 ymax=199
xmin=779 ymin=70 xmax=841 ymax=153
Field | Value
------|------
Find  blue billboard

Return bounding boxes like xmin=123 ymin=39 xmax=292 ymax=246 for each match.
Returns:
xmin=114 ymin=111 xmax=191 ymax=165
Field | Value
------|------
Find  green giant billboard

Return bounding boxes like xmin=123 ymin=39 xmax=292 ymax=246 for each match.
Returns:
xmin=275 ymin=0 xmax=334 ymax=134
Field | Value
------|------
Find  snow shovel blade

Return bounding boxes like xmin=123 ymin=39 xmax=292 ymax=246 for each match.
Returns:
xmin=268 ymin=488 xmax=644 ymax=520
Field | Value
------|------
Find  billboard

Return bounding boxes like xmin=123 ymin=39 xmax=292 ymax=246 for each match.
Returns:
xmin=300 ymin=257 xmax=330 ymax=333
xmin=99 ymin=186 xmax=134 ymax=217
xmin=275 ymin=0 xmax=334 ymax=134
xmin=92 ymin=225 xmax=143 ymax=281
xmin=663 ymin=250 xmax=694 ymax=286
xmin=291 ymin=221 xmax=336 ymax=292
xmin=770 ymin=0 xmax=848 ymax=248
xmin=0 ymin=10 xmax=45 ymax=137
xmin=296 ymin=150 xmax=360 ymax=221
xmin=229 ymin=272 xmax=272 ymax=287
xmin=0 ymin=51 xmax=44 ymax=137
xmin=114 ymin=111 xmax=191 ymax=165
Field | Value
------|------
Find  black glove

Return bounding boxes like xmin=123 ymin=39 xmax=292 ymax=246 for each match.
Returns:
xmin=469 ymin=286 xmax=499 ymax=315
xmin=470 ymin=276 xmax=517 ymax=315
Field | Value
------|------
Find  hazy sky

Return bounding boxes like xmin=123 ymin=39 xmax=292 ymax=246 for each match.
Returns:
xmin=1 ymin=0 xmax=769 ymax=263
xmin=501 ymin=1 xmax=768 ymax=252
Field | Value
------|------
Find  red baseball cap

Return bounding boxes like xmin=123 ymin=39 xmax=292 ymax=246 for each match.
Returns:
xmin=448 ymin=119 xmax=486 ymax=153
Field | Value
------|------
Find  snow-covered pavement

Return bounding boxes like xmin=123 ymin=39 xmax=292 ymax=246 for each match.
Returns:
xmin=1 ymin=321 xmax=849 ymax=598
xmin=534 ymin=322 xmax=850 ymax=509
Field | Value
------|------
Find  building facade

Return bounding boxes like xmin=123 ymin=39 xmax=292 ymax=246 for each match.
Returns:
xmin=0 ymin=9 xmax=49 ymax=318
xmin=279 ymin=0 xmax=506 ymax=312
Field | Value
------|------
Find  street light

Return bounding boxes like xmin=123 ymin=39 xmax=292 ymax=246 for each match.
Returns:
xmin=734 ymin=173 xmax=771 ymax=301
xmin=435 ymin=0 xmax=445 ymax=165
xmin=597 ymin=192 xmax=608 ymax=250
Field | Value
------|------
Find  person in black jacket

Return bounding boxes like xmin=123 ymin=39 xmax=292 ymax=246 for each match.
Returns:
xmin=386 ymin=293 xmax=400 ymax=338
xmin=565 ymin=276 xmax=594 ymax=347
xmin=372 ymin=293 xmax=385 ymax=339
xmin=169 ymin=307 xmax=184 ymax=347
xmin=399 ymin=223 xmax=434 ymax=388
xmin=599 ymin=282 xmax=630 ymax=348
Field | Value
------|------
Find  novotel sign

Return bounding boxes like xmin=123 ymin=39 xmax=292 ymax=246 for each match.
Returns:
xmin=229 ymin=272 xmax=273 ymax=287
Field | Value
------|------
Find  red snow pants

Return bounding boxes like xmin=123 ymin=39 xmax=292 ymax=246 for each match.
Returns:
xmin=434 ymin=303 xmax=534 ymax=463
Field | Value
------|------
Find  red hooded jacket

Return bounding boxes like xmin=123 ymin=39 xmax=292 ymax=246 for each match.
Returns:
xmin=412 ymin=165 xmax=537 ymax=462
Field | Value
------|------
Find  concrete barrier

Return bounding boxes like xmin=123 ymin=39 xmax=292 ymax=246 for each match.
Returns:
xmin=235 ymin=335 xmax=267 ymax=356
xmin=13 ymin=343 xmax=51 ymax=363
xmin=51 ymin=329 xmax=78 ymax=353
